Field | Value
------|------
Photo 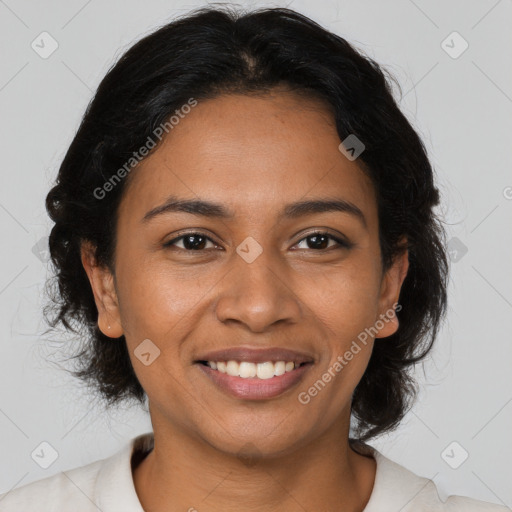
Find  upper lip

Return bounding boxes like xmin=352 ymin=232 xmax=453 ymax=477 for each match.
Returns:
xmin=195 ymin=347 xmax=315 ymax=364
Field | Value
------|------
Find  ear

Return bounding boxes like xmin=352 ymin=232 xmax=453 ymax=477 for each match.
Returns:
xmin=374 ymin=238 xmax=409 ymax=339
xmin=80 ymin=241 xmax=123 ymax=338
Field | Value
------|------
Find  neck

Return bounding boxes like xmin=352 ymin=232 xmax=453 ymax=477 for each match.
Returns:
xmin=133 ymin=413 xmax=376 ymax=512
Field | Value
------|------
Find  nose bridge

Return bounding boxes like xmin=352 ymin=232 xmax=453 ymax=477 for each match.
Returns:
xmin=214 ymin=241 xmax=300 ymax=331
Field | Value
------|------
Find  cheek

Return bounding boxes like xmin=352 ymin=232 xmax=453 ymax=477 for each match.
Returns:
xmin=301 ymin=265 xmax=380 ymax=332
xmin=116 ymin=265 xmax=197 ymax=402
xmin=298 ymin=261 xmax=379 ymax=384
xmin=115 ymin=258 xmax=206 ymax=336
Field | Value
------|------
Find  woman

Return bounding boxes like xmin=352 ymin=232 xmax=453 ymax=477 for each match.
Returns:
xmin=1 ymin=5 xmax=508 ymax=511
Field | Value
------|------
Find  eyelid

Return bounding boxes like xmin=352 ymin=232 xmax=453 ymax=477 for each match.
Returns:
xmin=163 ymin=230 xmax=221 ymax=249
xmin=292 ymin=229 xmax=351 ymax=250
xmin=164 ymin=229 xmax=352 ymax=251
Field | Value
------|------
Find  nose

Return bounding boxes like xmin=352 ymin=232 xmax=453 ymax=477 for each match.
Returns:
xmin=214 ymin=248 xmax=303 ymax=332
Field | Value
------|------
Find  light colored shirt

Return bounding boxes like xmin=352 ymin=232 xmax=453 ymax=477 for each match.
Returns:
xmin=0 ymin=432 xmax=509 ymax=511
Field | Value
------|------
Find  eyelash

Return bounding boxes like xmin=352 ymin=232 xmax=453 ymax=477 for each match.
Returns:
xmin=163 ymin=231 xmax=351 ymax=252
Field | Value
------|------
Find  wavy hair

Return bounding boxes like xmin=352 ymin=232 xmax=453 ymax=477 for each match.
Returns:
xmin=44 ymin=4 xmax=449 ymax=441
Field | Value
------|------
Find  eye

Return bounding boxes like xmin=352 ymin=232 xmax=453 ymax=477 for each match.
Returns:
xmin=293 ymin=231 xmax=350 ymax=251
xmin=163 ymin=232 xmax=219 ymax=251
xmin=163 ymin=230 xmax=351 ymax=252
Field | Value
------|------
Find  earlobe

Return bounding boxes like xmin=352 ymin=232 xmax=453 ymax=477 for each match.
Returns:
xmin=80 ymin=241 xmax=123 ymax=338
xmin=375 ymin=243 xmax=409 ymax=339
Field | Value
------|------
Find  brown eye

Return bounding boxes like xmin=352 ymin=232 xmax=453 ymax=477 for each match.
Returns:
xmin=294 ymin=232 xmax=351 ymax=251
xmin=164 ymin=233 xmax=217 ymax=251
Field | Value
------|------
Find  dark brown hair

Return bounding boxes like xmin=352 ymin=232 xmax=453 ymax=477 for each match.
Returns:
xmin=44 ymin=4 xmax=449 ymax=441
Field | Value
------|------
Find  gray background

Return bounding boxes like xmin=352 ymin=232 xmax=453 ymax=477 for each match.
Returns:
xmin=1 ymin=0 xmax=511 ymax=506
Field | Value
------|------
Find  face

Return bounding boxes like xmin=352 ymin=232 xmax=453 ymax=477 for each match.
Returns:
xmin=82 ymin=89 xmax=408 ymax=457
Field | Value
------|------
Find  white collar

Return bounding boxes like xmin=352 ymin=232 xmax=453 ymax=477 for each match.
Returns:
xmin=93 ymin=432 xmax=439 ymax=512
xmin=351 ymin=441 xmax=440 ymax=511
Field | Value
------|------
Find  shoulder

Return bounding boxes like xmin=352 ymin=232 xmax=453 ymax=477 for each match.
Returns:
xmin=354 ymin=442 xmax=511 ymax=512
xmin=0 ymin=433 xmax=152 ymax=512
xmin=0 ymin=457 xmax=105 ymax=511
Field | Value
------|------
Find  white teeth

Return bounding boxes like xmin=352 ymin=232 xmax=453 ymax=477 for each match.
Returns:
xmin=256 ymin=361 xmax=274 ymax=380
xmin=226 ymin=360 xmax=239 ymax=377
xmin=239 ymin=361 xmax=257 ymax=378
xmin=206 ymin=360 xmax=301 ymax=378
xmin=274 ymin=361 xmax=286 ymax=376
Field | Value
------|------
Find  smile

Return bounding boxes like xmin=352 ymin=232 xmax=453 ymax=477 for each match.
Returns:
xmin=201 ymin=360 xmax=303 ymax=379
xmin=196 ymin=360 xmax=313 ymax=400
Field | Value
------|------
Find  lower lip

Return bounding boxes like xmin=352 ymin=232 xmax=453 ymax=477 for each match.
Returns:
xmin=196 ymin=363 xmax=313 ymax=400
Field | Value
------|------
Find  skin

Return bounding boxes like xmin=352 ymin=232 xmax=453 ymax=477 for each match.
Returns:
xmin=81 ymin=87 xmax=409 ymax=512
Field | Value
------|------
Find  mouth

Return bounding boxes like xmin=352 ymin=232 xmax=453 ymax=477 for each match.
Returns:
xmin=196 ymin=359 xmax=309 ymax=378
xmin=194 ymin=355 xmax=314 ymax=400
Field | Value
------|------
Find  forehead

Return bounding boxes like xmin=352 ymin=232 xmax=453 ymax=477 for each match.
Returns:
xmin=118 ymin=91 xmax=377 ymax=226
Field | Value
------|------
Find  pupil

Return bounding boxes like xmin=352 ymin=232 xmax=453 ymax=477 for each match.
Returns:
xmin=182 ymin=234 xmax=330 ymax=250
xmin=308 ymin=234 xmax=328 ymax=249
xmin=184 ymin=235 xmax=206 ymax=250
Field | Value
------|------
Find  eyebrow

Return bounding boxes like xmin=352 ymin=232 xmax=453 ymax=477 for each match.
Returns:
xmin=142 ymin=195 xmax=367 ymax=229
